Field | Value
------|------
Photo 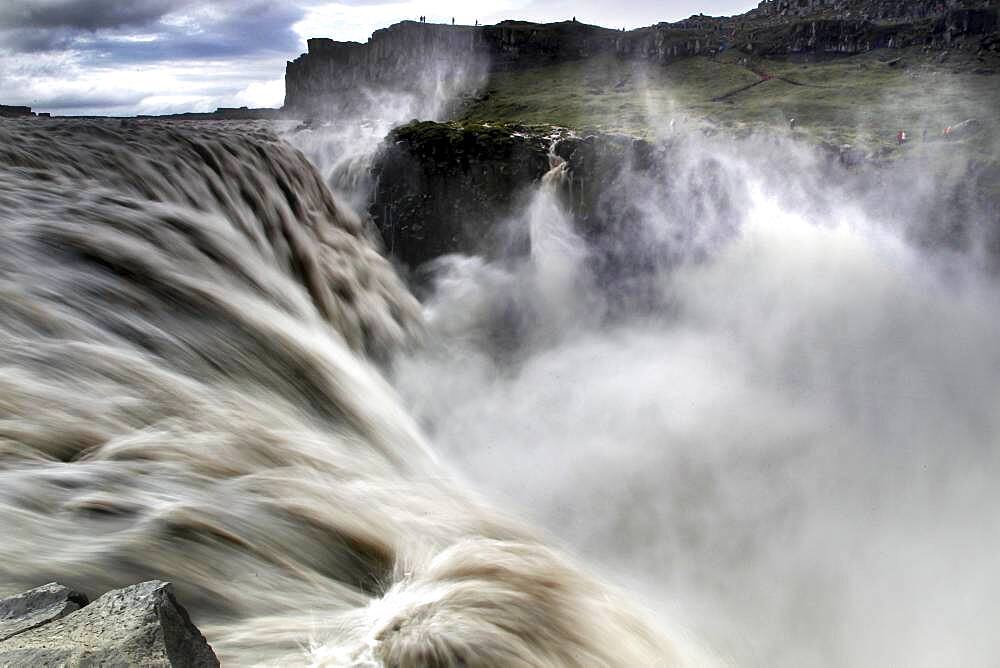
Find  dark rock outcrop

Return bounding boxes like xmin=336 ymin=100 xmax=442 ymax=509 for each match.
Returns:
xmin=371 ymin=121 xmax=552 ymax=268
xmin=0 ymin=583 xmax=89 ymax=642
xmin=0 ymin=581 xmax=219 ymax=667
xmin=369 ymin=122 xmax=741 ymax=283
xmin=0 ymin=105 xmax=35 ymax=118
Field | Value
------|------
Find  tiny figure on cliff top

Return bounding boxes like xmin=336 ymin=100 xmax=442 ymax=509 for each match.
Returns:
xmin=452 ymin=17 xmax=455 ymax=25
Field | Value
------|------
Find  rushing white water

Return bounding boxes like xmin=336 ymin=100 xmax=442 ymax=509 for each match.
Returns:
xmin=0 ymin=119 xmax=706 ymax=666
xmin=1 ymin=109 xmax=997 ymax=667
xmin=395 ymin=134 xmax=1000 ymax=667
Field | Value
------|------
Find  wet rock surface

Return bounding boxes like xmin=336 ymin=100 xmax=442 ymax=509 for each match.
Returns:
xmin=0 ymin=583 xmax=88 ymax=643
xmin=371 ymin=121 xmax=552 ymax=268
xmin=370 ymin=122 xmax=733 ymax=285
xmin=0 ymin=581 xmax=218 ymax=667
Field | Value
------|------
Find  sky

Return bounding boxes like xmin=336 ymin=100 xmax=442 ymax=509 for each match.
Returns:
xmin=0 ymin=1 xmax=759 ymax=116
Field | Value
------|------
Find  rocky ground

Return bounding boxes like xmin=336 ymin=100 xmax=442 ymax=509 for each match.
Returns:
xmin=0 ymin=582 xmax=218 ymax=666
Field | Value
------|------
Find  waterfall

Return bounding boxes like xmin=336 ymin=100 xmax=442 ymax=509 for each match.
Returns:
xmin=0 ymin=119 xmax=703 ymax=666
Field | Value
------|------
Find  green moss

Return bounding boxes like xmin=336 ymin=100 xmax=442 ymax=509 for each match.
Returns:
xmin=389 ymin=120 xmax=530 ymax=163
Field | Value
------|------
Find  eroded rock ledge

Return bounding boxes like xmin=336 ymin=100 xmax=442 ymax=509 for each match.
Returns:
xmin=0 ymin=581 xmax=219 ymax=667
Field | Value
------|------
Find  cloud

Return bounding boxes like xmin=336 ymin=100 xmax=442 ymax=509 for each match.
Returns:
xmin=73 ymin=3 xmax=305 ymax=61
xmin=0 ymin=0 xmax=305 ymax=58
xmin=231 ymin=77 xmax=285 ymax=108
xmin=0 ymin=0 xmax=193 ymax=31
xmin=0 ymin=0 xmax=305 ymax=115
xmin=37 ymin=91 xmax=147 ymax=110
xmin=0 ymin=46 xmax=289 ymax=116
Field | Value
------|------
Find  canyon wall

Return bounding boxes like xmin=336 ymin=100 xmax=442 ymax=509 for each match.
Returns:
xmin=284 ymin=3 xmax=999 ymax=117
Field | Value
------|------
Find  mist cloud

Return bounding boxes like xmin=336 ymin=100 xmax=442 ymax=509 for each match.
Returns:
xmin=390 ymin=130 xmax=1000 ymax=666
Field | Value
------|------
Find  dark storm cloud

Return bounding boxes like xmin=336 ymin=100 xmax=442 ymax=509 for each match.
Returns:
xmin=0 ymin=0 xmax=304 ymax=60
xmin=84 ymin=3 xmax=305 ymax=62
xmin=0 ymin=0 xmax=193 ymax=31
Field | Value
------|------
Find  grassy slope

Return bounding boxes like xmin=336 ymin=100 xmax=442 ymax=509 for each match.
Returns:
xmin=456 ymin=48 xmax=1000 ymax=158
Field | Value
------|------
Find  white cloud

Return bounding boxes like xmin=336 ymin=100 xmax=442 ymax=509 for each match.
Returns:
xmin=230 ymin=77 xmax=285 ymax=108
xmin=1 ymin=48 xmax=289 ymax=115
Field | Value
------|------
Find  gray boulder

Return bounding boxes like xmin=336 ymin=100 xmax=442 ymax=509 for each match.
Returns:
xmin=0 ymin=582 xmax=88 ymax=642
xmin=0 ymin=580 xmax=218 ymax=667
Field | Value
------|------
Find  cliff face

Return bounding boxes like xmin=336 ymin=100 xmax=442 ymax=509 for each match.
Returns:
xmin=284 ymin=24 xmax=490 ymax=117
xmin=369 ymin=123 xmax=743 ymax=278
xmin=618 ymin=2 xmax=998 ymax=61
xmin=285 ymin=3 xmax=999 ymax=117
xmin=371 ymin=121 xmax=551 ymax=268
xmin=739 ymin=6 xmax=998 ymax=54
xmin=284 ymin=21 xmax=624 ymax=118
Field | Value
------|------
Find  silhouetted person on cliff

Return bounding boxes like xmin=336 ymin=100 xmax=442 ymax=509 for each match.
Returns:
xmin=452 ymin=17 xmax=455 ymax=25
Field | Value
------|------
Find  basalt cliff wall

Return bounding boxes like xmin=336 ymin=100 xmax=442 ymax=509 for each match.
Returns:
xmin=284 ymin=2 xmax=999 ymax=117
xmin=284 ymin=20 xmax=624 ymax=117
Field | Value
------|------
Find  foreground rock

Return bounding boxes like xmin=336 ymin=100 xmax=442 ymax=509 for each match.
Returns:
xmin=0 ymin=583 xmax=88 ymax=642
xmin=0 ymin=581 xmax=218 ymax=667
